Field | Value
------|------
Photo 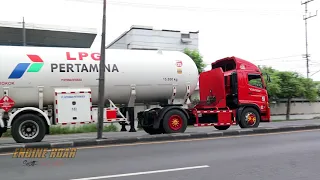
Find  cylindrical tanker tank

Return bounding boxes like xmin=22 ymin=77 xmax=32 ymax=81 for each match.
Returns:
xmin=0 ymin=46 xmax=199 ymax=107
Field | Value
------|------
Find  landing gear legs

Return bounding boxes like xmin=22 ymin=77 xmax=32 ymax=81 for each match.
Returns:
xmin=119 ymin=106 xmax=136 ymax=132
xmin=120 ymin=107 xmax=127 ymax=132
xmin=128 ymin=107 xmax=136 ymax=132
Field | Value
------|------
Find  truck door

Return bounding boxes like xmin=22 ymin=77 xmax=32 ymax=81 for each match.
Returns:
xmin=243 ymin=73 xmax=268 ymax=111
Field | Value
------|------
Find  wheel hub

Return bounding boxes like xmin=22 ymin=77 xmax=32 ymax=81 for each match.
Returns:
xmin=246 ymin=113 xmax=256 ymax=126
xmin=172 ymin=119 xmax=179 ymax=126
xmin=168 ymin=115 xmax=183 ymax=131
xmin=18 ymin=120 xmax=39 ymax=139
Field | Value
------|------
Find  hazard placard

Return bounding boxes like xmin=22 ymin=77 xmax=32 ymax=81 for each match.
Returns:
xmin=0 ymin=95 xmax=15 ymax=112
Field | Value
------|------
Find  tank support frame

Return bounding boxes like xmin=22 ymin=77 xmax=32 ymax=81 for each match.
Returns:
xmin=119 ymin=85 xmax=137 ymax=132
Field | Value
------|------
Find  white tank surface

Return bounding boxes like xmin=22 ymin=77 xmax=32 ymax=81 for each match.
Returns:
xmin=0 ymin=46 xmax=199 ymax=107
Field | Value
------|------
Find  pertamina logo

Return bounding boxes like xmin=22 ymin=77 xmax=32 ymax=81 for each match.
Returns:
xmin=8 ymin=55 xmax=44 ymax=79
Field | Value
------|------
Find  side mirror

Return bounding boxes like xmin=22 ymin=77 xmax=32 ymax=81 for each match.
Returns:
xmin=262 ymin=72 xmax=271 ymax=83
xmin=267 ymin=74 xmax=271 ymax=83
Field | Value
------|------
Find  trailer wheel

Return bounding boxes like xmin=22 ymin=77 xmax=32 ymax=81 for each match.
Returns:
xmin=214 ymin=125 xmax=230 ymax=130
xmin=142 ymin=126 xmax=163 ymax=135
xmin=0 ymin=127 xmax=5 ymax=137
xmin=162 ymin=109 xmax=188 ymax=133
xmin=239 ymin=107 xmax=260 ymax=128
xmin=11 ymin=114 xmax=46 ymax=143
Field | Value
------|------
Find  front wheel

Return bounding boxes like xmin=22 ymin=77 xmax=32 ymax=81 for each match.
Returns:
xmin=162 ymin=109 xmax=188 ymax=133
xmin=239 ymin=107 xmax=260 ymax=128
xmin=11 ymin=114 xmax=46 ymax=143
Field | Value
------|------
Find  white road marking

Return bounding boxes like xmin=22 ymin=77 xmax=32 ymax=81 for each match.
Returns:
xmin=70 ymin=165 xmax=210 ymax=180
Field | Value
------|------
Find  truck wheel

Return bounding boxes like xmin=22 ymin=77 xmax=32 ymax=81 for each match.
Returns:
xmin=239 ymin=107 xmax=260 ymax=128
xmin=0 ymin=127 xmax=5 ymax=137
xmin=11 ymin=114 xmax=46 ymax=143
xmin=214 ymin=125 xmax=230 ymax=130
xmin=162 ymin=109 xmax=188 ymax=133
xmin=142 ymin=126 xmax=163 ymax=135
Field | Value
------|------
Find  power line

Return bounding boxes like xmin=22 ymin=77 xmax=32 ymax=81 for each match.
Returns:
xmin=65 ymin=0 xmax=318 ymax=75
xmin=65 ymin=0 xmax=301 ymax=15
xmin=311 ymin=69 xmax=320 ymax=76
xmin=258 ymin=63 xmax=315 ymax=68
xmin=301 ymin=0 xmax=318 ymax=78
xmin=252 ymin=55 xmax=302 ymax=61
xmin=257 ymin=59 xmax=309 ymax=63
xmin=310 ymin=61 xmax=320 ymax=65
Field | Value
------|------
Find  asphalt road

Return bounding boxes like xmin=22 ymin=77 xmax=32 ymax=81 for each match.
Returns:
xmin=1 ymin=129 xmax=320 ymax=180
xmin=1 ymin=119 xmax=320 ymax=145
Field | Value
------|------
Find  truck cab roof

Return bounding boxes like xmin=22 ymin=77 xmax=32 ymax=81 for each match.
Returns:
xmin=211 ymin=56 xmax=260 ymax=74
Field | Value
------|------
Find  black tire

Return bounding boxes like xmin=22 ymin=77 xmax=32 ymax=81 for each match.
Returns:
xmin=11 ymin=114 xmax=46 ymax=143
xmin=214 ymin=125 xmax=230 ymax=130
xmin=0 ymin=127 xmax=5 ymax=137
xmin=142 ymin=126 xmax=163 ymax=135
xmin=239 ymin=107 xmax=260 ymax=128
xmin=162 ymin=109 xmax=188 ymax=133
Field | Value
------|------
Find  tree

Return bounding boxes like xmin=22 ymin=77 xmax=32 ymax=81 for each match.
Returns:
xmin=183 ymin=48 xmax=207 ymax=74
xmin=259 ymin=66 xmax=281 ymax=102
xmin=259 ymin=66 xmax=319 ymax=120
xmin=300 ymin=77 xmax=318 ymax=101
xmin=314 ymin=81 xmax=320 ymax=97
xmin=276 ymin=72 xmax=318 ymax=120
xmin=277 ymin=71 xmax=304 ymax=120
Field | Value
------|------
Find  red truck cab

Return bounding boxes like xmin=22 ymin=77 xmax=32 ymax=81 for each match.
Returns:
xmin=192 ymin=56 xmax=271 ymax=130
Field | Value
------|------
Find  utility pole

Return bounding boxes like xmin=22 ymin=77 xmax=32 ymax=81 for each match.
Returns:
xmin=22 ymin=17 xmax=26 ymax=46
xmin=301 ymin=0 xmax=317 ymax=78
xmin=97 ymin=0 xmax=107 ymax=139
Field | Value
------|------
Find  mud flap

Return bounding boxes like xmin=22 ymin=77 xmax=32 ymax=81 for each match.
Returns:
xmin=0 ymin=119 xmax=7 ymax=137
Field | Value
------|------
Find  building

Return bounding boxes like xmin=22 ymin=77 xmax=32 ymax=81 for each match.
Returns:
xmin=106 ymin=25 xmax=199 ymax=52
xmin=105 ymin=25 xmax=200 ymax=122
xmin=0 ymin=20 xmax=97 ymax=48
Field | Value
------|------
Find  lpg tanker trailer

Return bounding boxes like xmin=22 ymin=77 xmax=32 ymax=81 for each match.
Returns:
xmin=0 ymin=45 xmax=271 ymax=143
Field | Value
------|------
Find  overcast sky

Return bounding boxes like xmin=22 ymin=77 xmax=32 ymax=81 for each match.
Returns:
xmin=1 ymin=0 xmax=319 ymax=80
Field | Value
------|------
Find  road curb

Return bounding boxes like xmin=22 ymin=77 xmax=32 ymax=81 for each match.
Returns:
xmin=1 ymin=125 xmax=320 ymax=153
